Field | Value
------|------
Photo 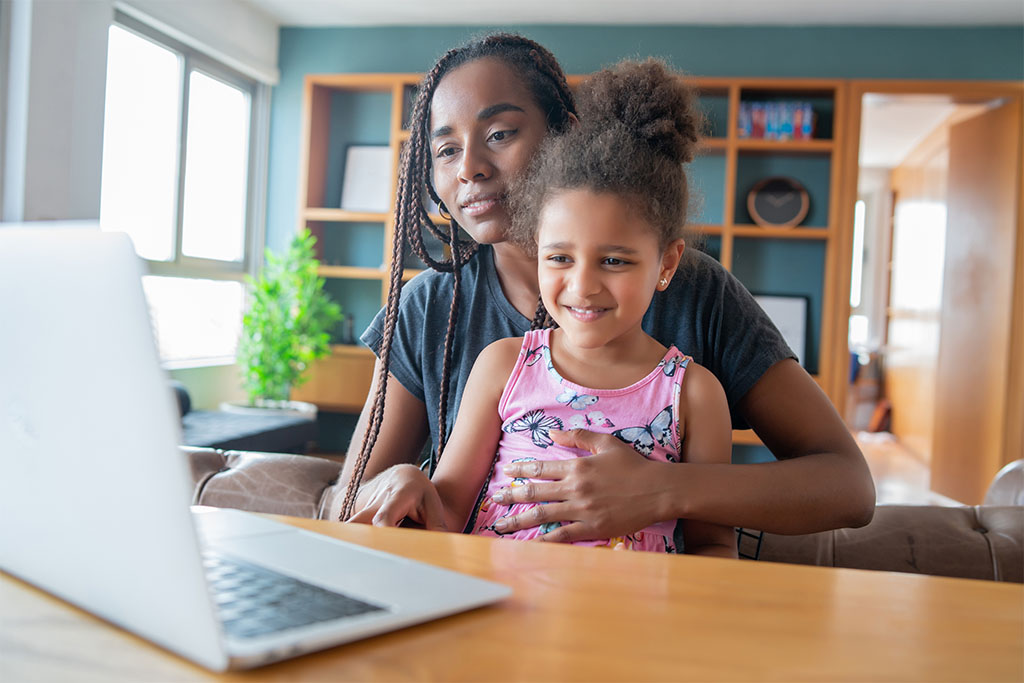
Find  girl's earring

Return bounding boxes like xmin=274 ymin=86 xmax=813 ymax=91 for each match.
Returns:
xmin=659 ymin=277 xmax=668 ymax=289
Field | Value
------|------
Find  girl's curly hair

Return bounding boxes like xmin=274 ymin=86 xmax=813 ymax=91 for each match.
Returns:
xmin=510 ymin=58 xmax=705 ymax=253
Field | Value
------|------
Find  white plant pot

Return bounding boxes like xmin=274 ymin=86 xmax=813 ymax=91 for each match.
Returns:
xmin=219 ymin=399 xmax=318 ymax=421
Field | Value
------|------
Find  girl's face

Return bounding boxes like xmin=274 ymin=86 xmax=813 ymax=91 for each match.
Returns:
xmin=429 ymin=58 xmax=550 ymax=245
xmin=537 ymin=190 xmax=684 ymax=351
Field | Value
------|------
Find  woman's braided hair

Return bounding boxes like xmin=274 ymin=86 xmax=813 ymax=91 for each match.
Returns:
xmin=340 ymin=33 xmax=577 ymax=521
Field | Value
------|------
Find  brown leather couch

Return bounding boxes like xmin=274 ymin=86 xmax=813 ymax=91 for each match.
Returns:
xmin=187 ymin=448 xmax=1024 ymax=583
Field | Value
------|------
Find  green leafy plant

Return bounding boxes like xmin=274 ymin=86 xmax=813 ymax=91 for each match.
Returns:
xmin=237 ymin=229 xmax=342 ymax=405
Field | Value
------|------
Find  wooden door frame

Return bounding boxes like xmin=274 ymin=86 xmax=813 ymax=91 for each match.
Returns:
xmin=838 ymin=80 xmax=1024 ymax=465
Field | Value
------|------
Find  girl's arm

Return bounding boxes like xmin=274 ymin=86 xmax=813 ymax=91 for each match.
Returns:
xmin=344 ymin=338 xmax=518 ymax=530
xmin=430 ymin=338 xmax=521 ymax=533
xmin=675 ymin=363 xmax=737 ymax=558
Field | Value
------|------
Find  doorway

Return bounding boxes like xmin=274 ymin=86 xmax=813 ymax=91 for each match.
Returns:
xmin=841 ymin=82 xmax=1023 ymax=504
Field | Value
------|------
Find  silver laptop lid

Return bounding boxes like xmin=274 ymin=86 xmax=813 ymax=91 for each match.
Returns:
xmin=0 ymin=226 xmax=227 ymax=671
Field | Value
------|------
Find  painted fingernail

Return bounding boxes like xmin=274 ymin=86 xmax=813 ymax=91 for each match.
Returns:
xmin=492 ymin=490 xmax=507 ymax=503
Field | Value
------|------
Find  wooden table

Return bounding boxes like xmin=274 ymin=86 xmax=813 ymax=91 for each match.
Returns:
xmin=2 ymin=515 xmax=1021 ymax=682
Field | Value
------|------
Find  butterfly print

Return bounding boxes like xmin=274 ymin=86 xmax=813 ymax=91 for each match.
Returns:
xmin=523 ymin=344 xmax=548 ymax=367
xmin=539 ymin=520 xmax=563 ymax=535
xmin=503 ymin=409 xmax=564 ymax=448
xmin=568 ymin=411 xmax=615 ymax=430
xmin=658 ymin=355 xmax=688 ymax=377
xmin=612 ymin=406 xmax=674 ymax=456
xmin=524 ymin=343 xmax=558 ymax=377
xmin=557 ymin=388 xmax=599 ymax=411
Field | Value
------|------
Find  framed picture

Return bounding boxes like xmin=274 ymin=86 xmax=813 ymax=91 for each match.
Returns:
xmin=340 ymin=145 xmax=391 ymax=213
xmin=754 ymin=294 xmax=808 ymax=367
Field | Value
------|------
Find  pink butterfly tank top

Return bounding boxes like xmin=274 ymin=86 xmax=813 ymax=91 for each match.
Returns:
xmin=469 ymin=327 xmax=691 ymax=552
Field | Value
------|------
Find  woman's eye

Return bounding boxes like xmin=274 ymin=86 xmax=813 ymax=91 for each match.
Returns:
xmin=436 ymin=146 xmax=457 ymax=159
xmin=489 ymin=129 xmax=517 ymax=142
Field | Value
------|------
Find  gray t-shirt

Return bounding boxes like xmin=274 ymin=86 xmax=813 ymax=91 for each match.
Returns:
xmin=361 ymin=245 xmax=794 ymax=456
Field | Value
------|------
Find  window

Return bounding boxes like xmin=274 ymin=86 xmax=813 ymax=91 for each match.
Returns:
xmin=100 ymin=13 xmax=265 ymax=365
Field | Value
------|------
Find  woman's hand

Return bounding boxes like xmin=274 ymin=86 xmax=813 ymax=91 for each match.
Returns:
xmin=489 ymin=429 xmax=668 ymax=543
xmin=347 ymin=464 xmax=449 ymax=531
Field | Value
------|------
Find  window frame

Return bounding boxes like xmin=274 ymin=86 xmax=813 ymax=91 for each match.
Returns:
xmin=106 ymin=11 xmax=270 ymax=367
xmin=109 ymin=10 xmax=267 ymax=284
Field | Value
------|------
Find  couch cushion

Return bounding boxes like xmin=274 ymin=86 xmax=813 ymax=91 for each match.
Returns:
xmin=761 ymin=504 xmax=1023 ymax=582
xmin=186 ymin=448 xmax=345 ymax=520
xmin=985 ymin=459 xmax=1024 ymax=506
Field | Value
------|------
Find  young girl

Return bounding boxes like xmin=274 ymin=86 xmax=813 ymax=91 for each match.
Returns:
xmin=340 ymin=33 xmax=873 ymax=540
xmin=428 ymin=59 xmax=736 ymax=557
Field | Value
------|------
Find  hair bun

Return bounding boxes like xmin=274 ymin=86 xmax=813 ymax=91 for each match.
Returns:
xmin=576 ymin=58 xmax=703 ymax=164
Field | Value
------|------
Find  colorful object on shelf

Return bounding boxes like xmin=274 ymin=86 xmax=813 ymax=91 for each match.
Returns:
xmin=738 ymin=101 xmax=815 ymax=140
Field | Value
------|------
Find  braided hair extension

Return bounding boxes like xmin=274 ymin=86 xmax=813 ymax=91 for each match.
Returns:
xmin=339 ymin=33 xmax=578 ymax=521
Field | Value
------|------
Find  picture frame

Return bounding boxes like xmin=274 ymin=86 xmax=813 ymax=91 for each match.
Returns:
xmin=340 ymin=145 xmax=391 ymax=213
xmin=754 ymin=294 xmax=808 ymax=367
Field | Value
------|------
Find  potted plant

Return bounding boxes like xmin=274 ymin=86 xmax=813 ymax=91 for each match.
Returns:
xmin=227 ymin=229 xmax=342 ymax=418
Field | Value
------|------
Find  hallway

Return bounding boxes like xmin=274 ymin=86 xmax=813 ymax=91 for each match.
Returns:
xmin=856 ymin=431 xmax=961 ymax=506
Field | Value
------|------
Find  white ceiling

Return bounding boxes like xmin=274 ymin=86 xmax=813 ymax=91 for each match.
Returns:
xmin=243 ymin=0 xmax=1024 ymax=27
xmin=859 ymin=96 xmax=994 ymax=168
xmin=859 ymin=96 xmax=957 ymax=168
xmin=241 ymin=1 xmax=1020 ymax=168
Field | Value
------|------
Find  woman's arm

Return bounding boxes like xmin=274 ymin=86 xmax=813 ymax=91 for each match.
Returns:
xmin=430 ymin=338 xmax=521 ymax=533
xmin=676 ymin=363 xmax=737 ymax=558
xmin=680 ymin=358 xmax=876 ymax=532
xmin=492 ymin=359 xmax=874 ymax=537
xmin=341 ymin=361 xmax=442 ymax=527
xmin=343 ymin=362 xmax=430 ymax=481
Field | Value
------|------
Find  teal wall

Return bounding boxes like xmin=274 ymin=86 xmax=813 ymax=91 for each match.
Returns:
xmin=267 ymin=24 xmax=1022 ymax=251
xmin=266 ymin=24 xmax=1021 ymax=455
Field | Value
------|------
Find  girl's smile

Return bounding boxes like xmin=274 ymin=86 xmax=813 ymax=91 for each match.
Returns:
xmin=565 ymin=305 xmax=611 ymax=322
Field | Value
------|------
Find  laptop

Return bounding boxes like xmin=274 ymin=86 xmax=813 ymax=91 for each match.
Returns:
xmin=0 ymin=224 xmax=511 ymax=671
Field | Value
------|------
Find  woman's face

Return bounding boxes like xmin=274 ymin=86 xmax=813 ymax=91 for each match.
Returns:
xmin=429 ymin=57 xmax=550 ymax=245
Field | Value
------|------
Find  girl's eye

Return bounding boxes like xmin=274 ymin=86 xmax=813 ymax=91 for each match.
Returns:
xmin=602 ymin=257 xmax=628 ymax=266
xmin=547 ymin=255 xmax=570 ymax=264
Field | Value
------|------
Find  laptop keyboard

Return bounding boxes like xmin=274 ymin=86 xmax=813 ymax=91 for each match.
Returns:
xmin=202 ymin=551 xmax=387 ymax=639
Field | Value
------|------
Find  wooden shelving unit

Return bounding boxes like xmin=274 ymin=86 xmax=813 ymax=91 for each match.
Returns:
xmin=291 ymin=72 xmax=850 ymax=451
xmin=290 ymin=73 xmax=422 ymax=410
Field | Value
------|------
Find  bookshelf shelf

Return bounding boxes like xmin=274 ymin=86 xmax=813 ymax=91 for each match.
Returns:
xmin=295 ymin=72 xmax=849 ymax=449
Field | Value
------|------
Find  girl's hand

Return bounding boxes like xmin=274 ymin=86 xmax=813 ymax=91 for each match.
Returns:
xmin=490 ymin=429 xmax=667 ymax=543
xmin=347 ymin=464 xmax=449 ymax=531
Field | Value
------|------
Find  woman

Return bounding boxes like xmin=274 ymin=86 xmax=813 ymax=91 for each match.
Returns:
xmin=339 ymin=33 xmax=874 ymax=539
